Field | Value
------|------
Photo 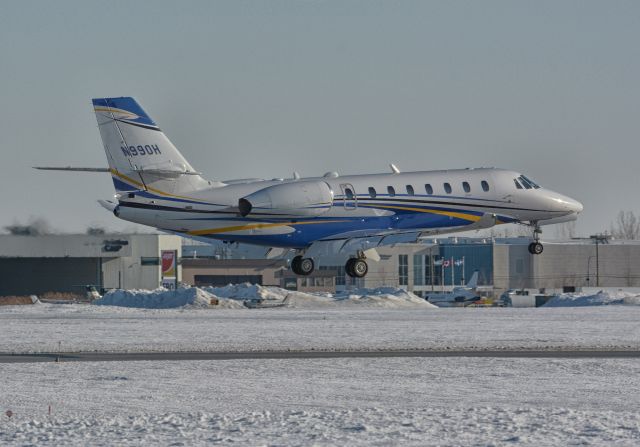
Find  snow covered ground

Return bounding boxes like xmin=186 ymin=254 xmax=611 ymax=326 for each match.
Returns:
xmin=1 ymin=357 xmax=640 ymax=445
xmin=2 ymin=292 xmax=640 ymax=444
xmin=1 ymin=303 xmax=639 ymax=353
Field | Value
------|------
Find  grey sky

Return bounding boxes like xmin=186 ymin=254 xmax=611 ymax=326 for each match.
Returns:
xmin=1 ymin=1 xmax=638 ymax=235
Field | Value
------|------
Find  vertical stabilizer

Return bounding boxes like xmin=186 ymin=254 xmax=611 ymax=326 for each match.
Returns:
xmin=92 ymin=97 xmax=209 ymax=195
xmin=466 ymin=270 xmax=479 ymax=289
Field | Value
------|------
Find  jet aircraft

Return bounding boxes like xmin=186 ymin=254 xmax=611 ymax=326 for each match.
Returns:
xmin=36 ymin=97 xmax=583 ymax=278
xmin=424 ymin=271 xmax=481 ymax=307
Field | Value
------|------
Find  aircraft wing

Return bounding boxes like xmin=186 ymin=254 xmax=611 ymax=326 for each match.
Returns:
xmin=304 ymin=213 xmax=498 ymax=259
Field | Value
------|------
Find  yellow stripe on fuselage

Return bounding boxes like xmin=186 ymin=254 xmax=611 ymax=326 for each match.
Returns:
xmin=110 ymin=169 xmax=211 ymax=203
xmin=376 ymin=205 xmax=482 ymax=222
xmin=187 ymin=220 xmax=347 ymax=236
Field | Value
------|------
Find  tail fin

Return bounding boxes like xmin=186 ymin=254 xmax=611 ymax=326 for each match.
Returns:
xmin=92 ymin=97 xmax=209 ymax=195
xmin=466 ymin=271 xmax=479 ymax=289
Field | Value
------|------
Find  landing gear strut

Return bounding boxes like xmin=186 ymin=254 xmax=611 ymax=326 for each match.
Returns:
xmin=291 ymin=255 xmax=314 ymax=275
xmin=346 ymin=251 xmax=369 ymax=278
xmin=528 ymin=222 xmax=544 ymax=255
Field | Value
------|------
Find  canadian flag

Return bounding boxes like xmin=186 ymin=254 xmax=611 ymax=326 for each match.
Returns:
xmin=442 ymin=259 xmax=451 ymax=268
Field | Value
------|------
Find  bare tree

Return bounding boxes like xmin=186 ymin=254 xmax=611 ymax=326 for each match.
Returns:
xmin=610 ymin=210 xmax=640 ymax=240
xmin=86 ymin=226 xmax=106 ymax=236
xmin=554 ymin=221 xmax=577 ymax=239
xmin=4 ymin=217 xmax=53 ymax=236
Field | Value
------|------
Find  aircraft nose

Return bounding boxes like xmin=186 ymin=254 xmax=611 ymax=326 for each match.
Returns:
xmin=549 ymin=193 xmax=583 ymax=214
xmin=570 ymin=198 xmax=584 ymax=214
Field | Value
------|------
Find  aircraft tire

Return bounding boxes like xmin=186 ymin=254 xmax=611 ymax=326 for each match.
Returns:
xmin=528 ymin=242 xmax=544 ymax=255
xmin=291 ymin=255 xmax=314 ymax=275
xmin=346 ymin=258 xmax=368 ymax=278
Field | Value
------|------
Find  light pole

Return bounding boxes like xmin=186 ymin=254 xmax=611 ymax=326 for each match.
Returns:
xmin=586 ymin=255 xmax=596 ymax=287
xmin=589 ymin=234 xmax=609 ymax=287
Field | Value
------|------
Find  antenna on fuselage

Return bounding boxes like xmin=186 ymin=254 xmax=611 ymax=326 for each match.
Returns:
xmin=390 ymin=163 xmax=401 ymax=174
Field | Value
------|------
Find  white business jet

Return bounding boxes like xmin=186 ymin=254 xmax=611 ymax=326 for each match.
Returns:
xmin=36 ymin=97 xmax=583 ymax=278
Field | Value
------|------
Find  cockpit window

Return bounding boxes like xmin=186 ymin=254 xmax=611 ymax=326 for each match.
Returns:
xmin=514 ymin=179 xmax=523 ymax=189
xmin=520 ymin=175 xmax=541 ymax=189
xmin=518 ymin=176 xmax=533 ymax=189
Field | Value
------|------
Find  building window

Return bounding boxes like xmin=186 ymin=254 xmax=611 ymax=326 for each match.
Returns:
xmin=399 ymin=254 xmax=408 ymax=286
xmin=443 ymin=183 xmax=452 ymax=194
xmin=481 ymin=180 xmax=490 ymax=192
xmin=425 ymin=184 xmax=433 ymax=195
xmin=140 ymin=257 xmax=160 ymax=266
xmin=368 ymin=187 xmax=377 ymax=198
xmin=413 ymin=254 xmax=424 ymax=286
xmin=406 ymin=185 xmax=414 ymax=195
xmin=462 ymin=181 xmax=471 ymax=193
xmin=387 ymin=186 xmax=396 ymax=197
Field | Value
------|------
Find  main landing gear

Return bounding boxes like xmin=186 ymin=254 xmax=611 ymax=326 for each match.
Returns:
xmin=345 ymin=252 xmax=369 ymax=278
xmin=528 ymin=222 xmax=544 ymax=255
xmin=291 ymin=255 xmax=315 ymax=276
xmin=290 ymin=251 xmax=371 ymax=278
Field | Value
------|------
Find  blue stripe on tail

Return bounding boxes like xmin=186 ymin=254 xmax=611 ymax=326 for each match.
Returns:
xmin=92 ymin=97 xmax=157 ymax=127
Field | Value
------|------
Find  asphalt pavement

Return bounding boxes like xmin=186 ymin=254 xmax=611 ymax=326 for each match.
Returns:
xmin=1 ymin=349 xmax=639 ymax=363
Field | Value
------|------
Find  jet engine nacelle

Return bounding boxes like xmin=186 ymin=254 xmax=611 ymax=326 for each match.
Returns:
xmin=239 ymin=180 xmax=334 ymax=217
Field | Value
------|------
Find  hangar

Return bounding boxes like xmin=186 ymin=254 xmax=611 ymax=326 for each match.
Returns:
xmin=0 ymin=234 xmax=182 ymax=297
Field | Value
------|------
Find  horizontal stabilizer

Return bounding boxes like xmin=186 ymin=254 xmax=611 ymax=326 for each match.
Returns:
xmin=98 ymin=200 xmax=117 ymax=212
xmin=34 ymin=166 xmax=110 ymax=172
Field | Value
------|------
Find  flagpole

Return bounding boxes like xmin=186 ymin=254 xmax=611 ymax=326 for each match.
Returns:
xmin=441 ymin=257 xmax=444 ymax=293
xmin=430 ymin=249 xmax=435 ymax=292
xmin=451 ymin=256 xmax=454 ymax=288
xmin=462 ymin=256 xmax=465 ymax=286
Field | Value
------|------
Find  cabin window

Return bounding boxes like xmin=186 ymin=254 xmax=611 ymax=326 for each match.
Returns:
xmin=514 ymin=179 xmax=523 ymax=189
xmin=368 ymin=187 xmax=377 ymax=198
xmin=443 ymin=182 xmax=452 ymax=194
xmin=462 ymin=181 xmax=471 ymax=193
xmin=481 ymin=180 xmax=490 ymax=192
xmin=425 ymin=184 xmax=433 ymax=195
xmin=387 ymin=186 xmax=396 ymax=196
xmin=345 ymin=188 xmax=355 ymax=199
xmin=406 ymin=185 xmax=414 ymax=195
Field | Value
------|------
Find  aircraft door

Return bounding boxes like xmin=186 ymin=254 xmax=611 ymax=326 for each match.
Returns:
xmin=340 ymin=183 xmax=357 ymax=210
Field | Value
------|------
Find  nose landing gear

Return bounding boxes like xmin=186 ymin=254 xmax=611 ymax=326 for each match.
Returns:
xmin=528 ymin=222 xmax=544 ymax=255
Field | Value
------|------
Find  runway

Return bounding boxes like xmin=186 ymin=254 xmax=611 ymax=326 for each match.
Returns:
xmin=1 ymin=349 xmax=639 ymax=363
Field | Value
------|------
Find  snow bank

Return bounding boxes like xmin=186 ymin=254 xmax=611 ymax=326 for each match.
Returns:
xmin=544 ymin=290 xmax=640 ymax=307
xmin=94 ymin=287 xmax=215 ymax=309
xmin=283 ymin=286 xmax=438 ymax=309
xmin=93 ymin=283 xmax=436 ymax=310
xmin=202 ymin=283 xmax=288 ymax=301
